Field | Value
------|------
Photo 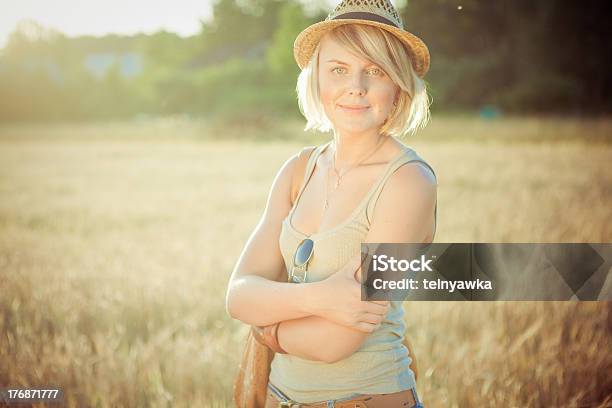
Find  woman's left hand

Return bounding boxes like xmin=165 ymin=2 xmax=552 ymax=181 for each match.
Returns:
xmin=307 ymin=253 xmax=390 ymax=333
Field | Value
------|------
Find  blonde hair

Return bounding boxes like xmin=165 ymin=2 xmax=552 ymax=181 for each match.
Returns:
xmin=296 ymin=24 xmax=431 ymax=138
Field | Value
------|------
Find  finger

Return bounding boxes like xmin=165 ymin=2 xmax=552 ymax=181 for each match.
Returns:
xmin=365 ymin=301 xmax=390 ymax=315
xmin=354 ymin=321 xmax=380 ymax=333
xmin=353 ymin=253 xmax=373 ymax=282
xmin=369 ymin=300 xmax=390 ymax=306
xmin=353 ymin=266 xmax=363 ymax=283
xmin=368 ymin=300 xmax=390 ymax=308
xmin=360 ymin=312 xmax=385 ymax=325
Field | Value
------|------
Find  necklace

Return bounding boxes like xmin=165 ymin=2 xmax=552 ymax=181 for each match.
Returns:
xmin=323 ymin=135 xmax=389 ymax=211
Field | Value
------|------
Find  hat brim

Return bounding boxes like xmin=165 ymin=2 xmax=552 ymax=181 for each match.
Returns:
xmin=293 ymin=19 xmax=430 ymax=78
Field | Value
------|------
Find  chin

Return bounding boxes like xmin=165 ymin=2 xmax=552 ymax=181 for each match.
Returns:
xmin=333 ymin=121 xmax=381 ymax=134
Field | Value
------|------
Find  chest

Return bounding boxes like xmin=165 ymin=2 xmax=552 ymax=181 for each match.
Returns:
xmin=290 ymin=161 xmax=388 ymax=237
xmin=279 ymin=217 xmax=367 ymax=283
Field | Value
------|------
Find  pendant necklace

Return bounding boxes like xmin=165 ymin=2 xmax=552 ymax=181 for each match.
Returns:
xmin=323 ymin=135 xmax=389 ymax=211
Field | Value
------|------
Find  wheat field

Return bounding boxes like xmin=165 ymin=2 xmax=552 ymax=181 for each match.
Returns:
xmin=1 ymin=116 xmax=611 ymax=407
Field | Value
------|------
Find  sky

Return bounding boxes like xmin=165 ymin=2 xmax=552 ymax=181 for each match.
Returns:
xmin=0 ymin=0 xmax=216 ymax=48
xmin=0 ymin=0 xmax=341 ymax=49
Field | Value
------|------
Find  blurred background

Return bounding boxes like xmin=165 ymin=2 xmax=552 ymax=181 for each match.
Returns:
xmin=0 ymin=0 xmax=611 ymax=407
xmin=1 ymin=0 xmax=612 ymax=121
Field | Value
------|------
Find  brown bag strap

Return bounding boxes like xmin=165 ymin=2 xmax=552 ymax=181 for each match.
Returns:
xmin=403 ymin=336 xmax=418 ymax=382
xmin=290 ymin=146 xmax=316 ymax=205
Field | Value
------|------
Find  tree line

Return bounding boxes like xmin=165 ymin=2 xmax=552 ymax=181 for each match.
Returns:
xmin=0 ymin=0 xmax=610 ymax=122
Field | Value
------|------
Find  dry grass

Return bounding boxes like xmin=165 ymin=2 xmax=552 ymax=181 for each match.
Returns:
xmin=0 ymin=116 xmax=611 ymax=407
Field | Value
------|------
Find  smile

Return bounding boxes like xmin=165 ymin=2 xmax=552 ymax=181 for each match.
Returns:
xmin=338 ymin=104 xmax=370 ymax=113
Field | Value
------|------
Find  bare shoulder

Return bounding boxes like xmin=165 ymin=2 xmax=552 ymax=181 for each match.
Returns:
xmin=366 ymin=158 xmax=437 ymax=243
xmin=393 ymin=160 xmax=437 ymax=190
xmin=264 ymin=146 xmax=314 ymax=216
xmin=276 ymin=150 xmax=300 ymax=185
xmin=266 ymin=150 xmax=301 ymax=208
xmin=386 ymin=160 xmax=436 ymax=201
xmin=384 ymin=140 xmax=436 ymax=189
xmin=278 ymin=145 xmax=316 ymax=179
xmin=372 ymin=158 xmax=437 ymax=223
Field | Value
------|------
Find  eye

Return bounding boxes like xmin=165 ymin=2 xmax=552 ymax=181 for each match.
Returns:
xmin=367 ymin=67 xmax=384 ymax=76
xmin=332 ymin=67 xmax=347 ymax=75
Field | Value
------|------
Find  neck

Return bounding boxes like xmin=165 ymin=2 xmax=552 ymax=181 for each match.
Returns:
xmin=330 ymin=129 xmax=387 ymax=167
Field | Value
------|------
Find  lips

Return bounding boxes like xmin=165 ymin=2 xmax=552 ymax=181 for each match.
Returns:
xmin=338 ymin=104 xmax=370 ymax=112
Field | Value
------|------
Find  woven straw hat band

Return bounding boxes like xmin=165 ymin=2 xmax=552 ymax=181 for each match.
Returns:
xmin=327 ymin=0 xmax=404 ymax=29
xmin=331 ymin=12 xmax=398 ymax=28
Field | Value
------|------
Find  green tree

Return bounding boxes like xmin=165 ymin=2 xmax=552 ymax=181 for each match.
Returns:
xmin=266 ymin=1 xmax=310 ymax=79
xmin=197 ymin=0 xmax=283 ymax=56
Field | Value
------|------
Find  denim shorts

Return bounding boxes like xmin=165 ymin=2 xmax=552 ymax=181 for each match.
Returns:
xmin=267 ymin=381 xmax=425 ymax=408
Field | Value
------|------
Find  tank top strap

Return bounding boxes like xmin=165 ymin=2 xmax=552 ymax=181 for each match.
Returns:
xmin=292 ymin=141 xmax=332 ymax=211
xmin=364 ymin=147 xmax=438 ymax=239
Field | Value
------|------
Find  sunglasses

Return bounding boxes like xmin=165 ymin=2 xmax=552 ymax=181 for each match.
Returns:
xmin=289 ymin=238 xmax=314 ymax=283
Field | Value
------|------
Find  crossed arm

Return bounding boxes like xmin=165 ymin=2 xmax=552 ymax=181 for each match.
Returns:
xmin=227 ymin=156 xmax=436 ymax=363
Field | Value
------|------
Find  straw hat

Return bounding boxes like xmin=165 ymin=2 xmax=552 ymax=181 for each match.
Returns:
xmin=293 ymin=0 xmax=430 ymax=78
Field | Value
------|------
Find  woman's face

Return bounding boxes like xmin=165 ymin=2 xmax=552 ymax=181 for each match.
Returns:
xmin=317 ymin=33 xmax=399 ymax=136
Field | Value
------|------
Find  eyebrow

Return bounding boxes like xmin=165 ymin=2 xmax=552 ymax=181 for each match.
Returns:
xmin=326 ymin=59 xmax=349 ymax=65
xmin=325 ymin=59 xmax=379 ymax=68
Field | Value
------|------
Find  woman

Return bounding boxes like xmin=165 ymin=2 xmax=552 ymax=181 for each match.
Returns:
xmin=226 ymin=0 xmax=437 ymax=407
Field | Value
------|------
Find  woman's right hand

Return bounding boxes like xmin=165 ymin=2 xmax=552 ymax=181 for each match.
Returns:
xmin=309 ymin=253 xmax=390 ymax=333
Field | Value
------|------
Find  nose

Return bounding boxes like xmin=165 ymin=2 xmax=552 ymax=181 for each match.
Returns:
xmin=347 ymin=72 xmax=366 ymax=96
